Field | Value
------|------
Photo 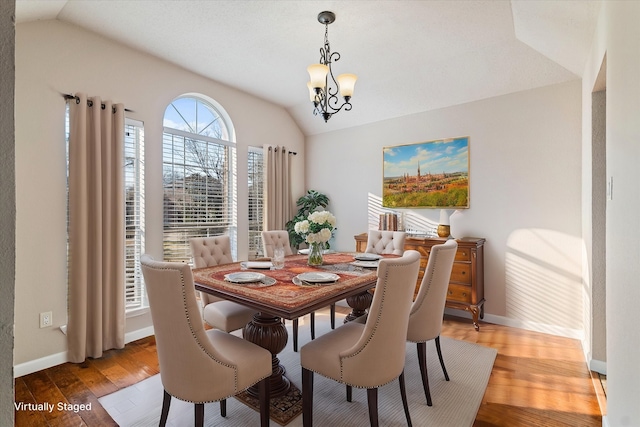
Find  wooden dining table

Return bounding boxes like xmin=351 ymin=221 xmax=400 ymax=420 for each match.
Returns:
xmin=192 ymin=252 xmax=378 ymax=398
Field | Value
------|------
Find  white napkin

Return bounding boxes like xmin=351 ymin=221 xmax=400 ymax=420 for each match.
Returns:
xmin=245 ymin=261 xmax=273 ymax=269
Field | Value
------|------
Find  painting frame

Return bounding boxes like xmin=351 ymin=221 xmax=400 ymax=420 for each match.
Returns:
xmin=382 ymin=136 xmax=470 ymax=209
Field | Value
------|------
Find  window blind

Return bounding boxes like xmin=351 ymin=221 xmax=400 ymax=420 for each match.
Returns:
xmin=162 ymin=130 xmax=237 ymax=263
xmin=124 ymin=119 xmax=146 ymax=310
xmin=248 ymin=147 xmax=264 ymax=259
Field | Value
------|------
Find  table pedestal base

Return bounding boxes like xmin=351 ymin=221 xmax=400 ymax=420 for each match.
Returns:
xmin=243 ymin=313 xmax=290 ymax=398
xmin=345 ymin=291 xmax=373 ymax=323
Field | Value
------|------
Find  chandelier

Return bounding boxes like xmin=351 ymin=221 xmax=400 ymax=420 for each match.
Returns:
xmin=307 ymin=11 xmax=357 ymax=122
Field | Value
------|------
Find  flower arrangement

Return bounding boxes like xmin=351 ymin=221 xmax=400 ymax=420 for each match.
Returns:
xmin=294 ymin=210 xmax=336 ymax=265
xmin=294 ymin=210 xmax=336 ymax=244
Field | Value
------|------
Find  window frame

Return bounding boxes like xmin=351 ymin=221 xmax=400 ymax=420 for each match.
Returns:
xmin=123 ymin=118 xmax=147 ymax=314
xmin=162 ymin=95 xmax=238 ymax=264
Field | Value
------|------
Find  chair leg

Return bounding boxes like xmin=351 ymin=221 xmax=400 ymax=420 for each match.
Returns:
xmin=220 ymin=399 xmax=226 ymax=417
xmin=366 ymin=388 xmax=379 ymax=427
xmin=159 ymin=390 xmax=171 ymax=426
xmin=302 ymin=367 xmax=314 ymax=427
xmin=293 ymin=318 xmax=299 ymax=352
xmin=258 ymin=376 xmax=271 ymax=427
xmin=194 ymin=403 xmax=204 ymax=427
xmin=330 ymin=303 xmax=336 ymax=329
xmin=310 ymin=312 xmax=316 ymax=340
xmin=346 ymin=384 xmax=352 ymax=402
xmin=399 ymin=371 xmax=413 ymax=427
xmin=435 ymin=336 xmax=450 ymax=381
xmin=417 ymin=342 xmax=433 ymax=406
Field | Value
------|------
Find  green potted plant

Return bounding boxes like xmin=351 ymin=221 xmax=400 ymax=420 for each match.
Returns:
xmin=286 ymin=190 xmax=330 ymax=249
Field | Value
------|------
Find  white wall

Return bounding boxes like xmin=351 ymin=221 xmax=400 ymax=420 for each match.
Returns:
xmin=14 ymin=20 xmax=305 ymax=368
xmin=583 ymin=1 xmax=640 ymax=424
xmin=307 ymin=80 xmax=583 ymax=337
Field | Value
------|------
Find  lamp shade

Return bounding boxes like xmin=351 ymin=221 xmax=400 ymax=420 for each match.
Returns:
xmin=307 ymin=64 xmax=329 ymax=89
xmin=439 ymin=209 xmax=450 ymax=225
xmin=307 ymin=82 xmax=318 ymax=102
xmin=337 ymin=73 xmax=357 ymax=98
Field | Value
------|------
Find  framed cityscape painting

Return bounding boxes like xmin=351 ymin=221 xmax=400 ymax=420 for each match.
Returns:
xmin=382 ymin=136 xmax=469 ymax=208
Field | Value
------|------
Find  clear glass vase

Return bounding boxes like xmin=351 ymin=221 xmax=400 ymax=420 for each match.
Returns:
xmin=307 ymin=242 xmax=324 ymax=266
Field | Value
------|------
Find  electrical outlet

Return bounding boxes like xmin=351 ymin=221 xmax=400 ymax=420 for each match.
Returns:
xmin=40 ymin=311 xmax=53 ymax=328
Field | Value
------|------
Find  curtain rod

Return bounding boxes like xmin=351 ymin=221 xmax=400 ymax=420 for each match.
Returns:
xmin=63 ymin=94 xmax=133 ymax=112
xmin=269 ymin=146 xmax=297 ymax=156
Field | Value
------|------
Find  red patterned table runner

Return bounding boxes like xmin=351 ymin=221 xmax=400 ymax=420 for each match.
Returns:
xmin=193 ymin=253 xmax=378 ymax=318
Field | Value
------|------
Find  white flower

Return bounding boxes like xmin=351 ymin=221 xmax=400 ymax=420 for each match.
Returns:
xmin=318 ymin=228 xmax=332 ymax=242
xmin=308 ymin=210 xmax=336 ymax=227
xmin=295 ymin=210 xmax=336 ymax=244
xmin=294 ymin=220 xmax=310 ymax=233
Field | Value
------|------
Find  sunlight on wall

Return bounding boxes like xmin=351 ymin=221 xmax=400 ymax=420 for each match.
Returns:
xmin=506 ymin=229 xmax=582 ymax=330
xmin=367 ymin=193 xmax=438 ymax=235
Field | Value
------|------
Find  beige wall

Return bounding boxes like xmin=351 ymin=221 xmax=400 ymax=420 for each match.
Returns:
xmin=307 ymin=80 xmax=584 ymax=338
xmin=0 ymin=1 xmax=15 ymax=424
xmin=14 ymin=19 xmax=305 ymax=369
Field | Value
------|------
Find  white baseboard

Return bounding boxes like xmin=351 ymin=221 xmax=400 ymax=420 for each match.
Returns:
xmin=444 ymin=308 xmax=583 ymax=340
xmin=590 ymin=358 xmax=607 ymax=375
xmin=14 ymin=326 xmax=155 ymax=378
xmin=602 ymin=415 xmax=609 ymax=427
xmin=14 ymin=351 xmax=69 ymax=378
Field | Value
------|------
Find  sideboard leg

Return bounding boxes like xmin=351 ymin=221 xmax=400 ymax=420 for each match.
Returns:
xmin=469 ymin=306 xmax=481 ymax=331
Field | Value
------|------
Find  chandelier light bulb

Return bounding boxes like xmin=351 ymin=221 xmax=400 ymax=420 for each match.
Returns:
xmin=337 ymin=73 xmax=357 ymax=99
xmin=307 ymin=64 xmax=329 ymax=90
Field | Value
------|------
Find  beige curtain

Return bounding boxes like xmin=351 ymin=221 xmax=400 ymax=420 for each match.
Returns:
xmin=263 ymin=145 xmax=293 ymax=230
xmin=67 ymin=93 xmax=125 ymax=363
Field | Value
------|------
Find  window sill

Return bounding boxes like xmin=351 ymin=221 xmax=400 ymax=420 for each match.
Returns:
xmin=126 ymin=307 xmax=150 ymax=318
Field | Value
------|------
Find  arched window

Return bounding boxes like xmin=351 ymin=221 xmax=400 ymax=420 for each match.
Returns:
xmin=162 ymin=95 xmax=237 ymax=262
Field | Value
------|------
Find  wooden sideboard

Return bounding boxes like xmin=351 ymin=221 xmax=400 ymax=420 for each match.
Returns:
xmin=354 ymin=233 xmax=486 ymax=330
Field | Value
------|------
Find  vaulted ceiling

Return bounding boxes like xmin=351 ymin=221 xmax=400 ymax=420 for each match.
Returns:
xmin=15 ymin=0 xmax=601 ymax=136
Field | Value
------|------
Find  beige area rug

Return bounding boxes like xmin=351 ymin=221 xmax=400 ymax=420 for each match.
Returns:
xmin=100 ymin=313 xmax=496 ymax=427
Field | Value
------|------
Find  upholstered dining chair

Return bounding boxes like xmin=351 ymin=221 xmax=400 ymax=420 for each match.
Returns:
xmin=140 ymin=254 xmax=271 ymax=427
xmin=364 ymin=230 xmax=406 ymax=255
xmin=261 ymin=230 xmax=335 ymax=352
xmin=300 ymin=250 xmax=421 ymax=427
xmin=189 ymin=236 xmax=257 ymax=333
xmin=261 ymin=230 xmax=294 ymax=258
xmin=407 ymin=239 xmax=458 ymax=406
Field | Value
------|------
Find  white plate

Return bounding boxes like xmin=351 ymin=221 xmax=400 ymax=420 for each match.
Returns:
xmin=224 ymin=272 xmax=265 ymax=283
xmin=296 ymin=272 xmax=340 ymax=283
xmin=354 ymin=253 xmax=382 ymax=261
xmin=351 ymin=260 xmax=379 ymax=268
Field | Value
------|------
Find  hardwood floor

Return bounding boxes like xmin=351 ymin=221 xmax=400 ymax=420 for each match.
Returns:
xmin=15 ymin=310 xmax=603 ymax=426
xmin=442 ymin=316 xmax=603 ymax=427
